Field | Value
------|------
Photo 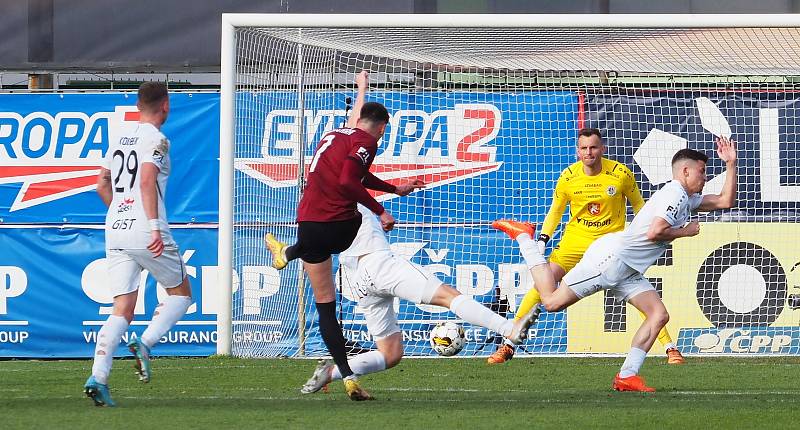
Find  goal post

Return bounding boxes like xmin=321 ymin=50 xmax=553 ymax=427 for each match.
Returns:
xmin=219 ymin=14 xmax=800 ymax=358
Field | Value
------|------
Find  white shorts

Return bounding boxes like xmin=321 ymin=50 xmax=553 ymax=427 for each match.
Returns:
xmin=343 ymin=250 xmax=443 ymax=340
xmin=106 ymin=246 xmax=186 ymax=297
xmin=562 ymin=235 xmax=655 ymax=303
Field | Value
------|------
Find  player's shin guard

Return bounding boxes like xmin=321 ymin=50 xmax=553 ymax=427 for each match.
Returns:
xmin=91 ymin=315 xmax=129 ymax=384
xmin=449 ymin=294 xmax=513 ymax=336
xmin=316 ymin=301 xmax=355 ymax=379
xmin=140 ymin=295 xmax=192 ymax=349
xmin=331 ymin=350 xmax=386 ymax=380
xmin=518 ymin=236 xmax=547 ymax=269
xmin=619 ymin=347 xmax=647 ymax=378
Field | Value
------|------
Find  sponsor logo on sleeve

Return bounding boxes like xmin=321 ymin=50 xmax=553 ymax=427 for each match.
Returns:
xmin=355 ymin=146 xmax=370 ymax=165
xmin=152 ymin=138 xmax=169 ymax=164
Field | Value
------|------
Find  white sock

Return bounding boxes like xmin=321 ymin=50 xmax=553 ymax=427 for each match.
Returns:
xmin=664 ymin=342 xmax=676 ymax=352
xmin=140 ymin=295 xmax=192 ymax=349
xmin=516 ymin=233 xmax=546 ymax=269
xmin=619 ymin=347 xmax=648 ymax=378
xmin=517 ymin=232 xmax=533 ymax=245
xmin=91 ymin=315 xmax=129 ymax=385
xmin=449 ymin=294 xmax=513 ymax=337
xmin=331 ymin=350 xmax=386 ymax=380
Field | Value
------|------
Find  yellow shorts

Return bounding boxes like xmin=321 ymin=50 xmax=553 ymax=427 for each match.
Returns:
xmin=548 ymin=233 xmax=599 ymax=273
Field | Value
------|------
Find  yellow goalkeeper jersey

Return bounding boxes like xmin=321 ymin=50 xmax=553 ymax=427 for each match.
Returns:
xmin=540 ymin=158 xmax=644 ymax=239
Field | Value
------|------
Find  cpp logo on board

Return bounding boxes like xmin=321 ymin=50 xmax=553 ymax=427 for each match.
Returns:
xmin=678 ymin=327 xmax=800 ymax=354
xmin=0 ymin=106 xmax=139 ymax=211
xmin=236 ymin=103 xmax=504 ymax=200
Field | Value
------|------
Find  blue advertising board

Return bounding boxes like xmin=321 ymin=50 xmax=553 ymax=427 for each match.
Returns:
xmin=586 ymin=91 xmax=800 ymax=213
xmin=0 ymin=227 xmax=219 ymax=357
xmin=232 ymin=91 xmax=579 ymax=356
xmin=4 ymin=90 xmax=798 ymax=357
xmin=0 ymin=92 xmax=219 ymax=223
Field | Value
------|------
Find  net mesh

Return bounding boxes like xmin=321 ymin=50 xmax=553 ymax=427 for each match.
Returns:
xmin=229 ymin=25 xmax=800 ymax=358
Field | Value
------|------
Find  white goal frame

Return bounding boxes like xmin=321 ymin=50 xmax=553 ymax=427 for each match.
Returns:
xmin=218 ymin=13 xmax=800 ymax=355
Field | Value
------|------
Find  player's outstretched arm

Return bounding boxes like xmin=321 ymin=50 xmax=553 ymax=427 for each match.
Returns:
xmin=697 ymin=137 xmax=737 ymax=212
xmin=346 ymin=71 xmax=369 ymax=128
xmin=393 ymin=178 xmax=425 ymax=196
xmin=96 ymin=168 xmax=112 ymax=207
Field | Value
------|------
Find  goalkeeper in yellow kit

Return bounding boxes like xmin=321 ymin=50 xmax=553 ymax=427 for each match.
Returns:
xmin=487 ymin=128 xmax=685 ymax=365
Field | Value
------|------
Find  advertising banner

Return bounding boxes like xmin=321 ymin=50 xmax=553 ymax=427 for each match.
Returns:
xmin=0 ymin=227 xmax=219 ymax=357
xmin=4 ymin=90 xmax=799 ymax=357
xmin=566 ymin=92 xmax=800 ymax=354
xmin=0 ymin=92 xmax=219 ymax=223
xmin=232 ymin=91 xmax=580 ymax=356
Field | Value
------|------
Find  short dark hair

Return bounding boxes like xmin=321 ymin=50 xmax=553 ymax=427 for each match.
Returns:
xmin=578 ymin=128 xmax=602 ymax=140
xmin=137 ymin=82 xmax=168 ymax=111
xmin=359 ymin=102 xmax=390 ymax=125
xmin=671 ymin=148 xmax=709 ymax=165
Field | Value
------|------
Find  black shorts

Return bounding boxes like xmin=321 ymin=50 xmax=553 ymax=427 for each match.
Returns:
xmin=292 ymin=216 xmax=362 ymax=264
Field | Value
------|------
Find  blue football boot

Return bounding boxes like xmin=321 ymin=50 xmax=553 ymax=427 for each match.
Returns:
xmin=84 ymin=375 xmax=116 ymax=407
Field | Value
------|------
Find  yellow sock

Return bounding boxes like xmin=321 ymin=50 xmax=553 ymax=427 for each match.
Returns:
xmin=637 ymin=309 xmax=673 ymax=347
xmin=514 ymin=288 xmax=541 ymax=320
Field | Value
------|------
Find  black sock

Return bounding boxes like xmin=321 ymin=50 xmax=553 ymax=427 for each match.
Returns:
xmin=285 ymin=244 xmax=299 ymax=262
xmin=315 ymin=301 xmax=354 ymax=379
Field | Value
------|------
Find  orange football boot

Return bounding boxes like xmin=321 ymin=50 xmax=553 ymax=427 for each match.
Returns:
xmin=666 ymin=347 xmax=686 ymax=365
xmin=492 ymin=220 xmax=536 ymax=240
xmin=612 ymin=373 xmax=656 ymax=392
xmin=486 ymin=344 xmax=515 ymax=364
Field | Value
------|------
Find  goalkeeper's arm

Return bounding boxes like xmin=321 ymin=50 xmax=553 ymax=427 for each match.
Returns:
xmin=538 ymin=190 xmax=568 ymax=253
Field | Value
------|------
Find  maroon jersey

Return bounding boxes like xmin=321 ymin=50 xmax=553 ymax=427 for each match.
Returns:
xmin=297 ymin=127 xmax=381 ymax=222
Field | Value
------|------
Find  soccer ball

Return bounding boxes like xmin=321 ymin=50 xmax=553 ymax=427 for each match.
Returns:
xmin=429 ymin=322 xmax=465 ymax=356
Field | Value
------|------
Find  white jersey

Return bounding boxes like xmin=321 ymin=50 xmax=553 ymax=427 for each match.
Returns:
xmin=103 ymin=122 xmax=175 ymax=250
xmin=340 ymin=204 xmax=391 ymax=258
xmin=616 ymin=180 xmax=703 ymax=273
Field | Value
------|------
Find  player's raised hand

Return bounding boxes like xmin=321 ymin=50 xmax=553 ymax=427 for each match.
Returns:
xmin=715 ymin=136 xmax=737 ymax=164
xmin=147 ymin=230 xmax=165 ymax=257
xmin=356 ymin=70 xmax=369 ymax=90
xmin=683 ymin=221 xmax=701 ymax=237
xmin=394 ymin=179 xmax=426 ymax=196
xmin=379 ymin=210 xmax=396 ymax=232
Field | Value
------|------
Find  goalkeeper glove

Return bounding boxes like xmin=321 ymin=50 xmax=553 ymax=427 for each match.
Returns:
xmin=537 ymin=233 xmax=550 ymax=255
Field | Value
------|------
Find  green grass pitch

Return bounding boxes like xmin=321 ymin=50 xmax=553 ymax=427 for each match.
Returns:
xmin=2 ymin=356 xmax=799 ymax=429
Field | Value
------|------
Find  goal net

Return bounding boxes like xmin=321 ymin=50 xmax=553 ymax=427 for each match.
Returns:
xmin=219 ymin=14 xmax=800 ymax=358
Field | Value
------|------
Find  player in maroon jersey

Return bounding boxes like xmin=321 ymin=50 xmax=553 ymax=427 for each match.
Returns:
xmin=265 ymin=71 xmax=423 ymax=400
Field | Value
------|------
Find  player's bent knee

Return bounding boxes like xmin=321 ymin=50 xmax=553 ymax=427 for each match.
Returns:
xmin=166 ymin=277 xmax=192 ymax=297
xmin=429 ymin=284 xmax=459 ymax=308
xmin=657 ymin=310 xmax=670 ymax=327
xmin=377 ymin=335 xmax=404 ymax=368
xmin=645 ymin=309 xmax=669 ymax=328
xmin=385 ymin=352 xmax=403 ymax=369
